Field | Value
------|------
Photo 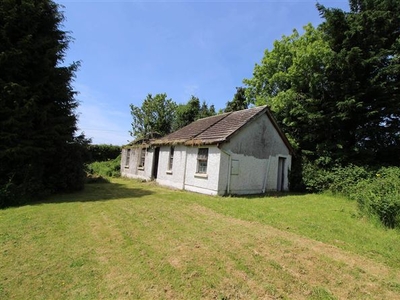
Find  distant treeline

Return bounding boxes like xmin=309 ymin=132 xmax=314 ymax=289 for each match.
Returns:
xmin=87 ymin=144 xmax=121 ymax=162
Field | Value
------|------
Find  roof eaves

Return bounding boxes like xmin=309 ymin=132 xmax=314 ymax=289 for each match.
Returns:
xmin=150 ymin=139 xmax=187 ymax=146
xmin=184 ymin=138 xmax=224 ymax=146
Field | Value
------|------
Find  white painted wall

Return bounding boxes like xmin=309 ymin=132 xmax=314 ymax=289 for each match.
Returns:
xmin=183 ymin=145 xmax=221 ymax=195
xmin=144 ymin=147 xmax=155 ymax=179
xmin=226 ymin=113 xmax=290 ymax=158
xmin=120 ymin=147 xmax=153 ymax=181
xmin=223 ymin=154 xmax=292 ymax=194
xmin=264 ymin=155 xmax=292 ymax=191
xmin=220 ymin=113 xmax=292 ymax=193
xmin=228 ymin=154 xmax=268 ymax=194
xmin=217 ymin=150 xmax=230 ymax=195
xmin=156 ymin=145 xmax=186 ymax=190
xmin=121 ymin=147 xmax=137 ymax=178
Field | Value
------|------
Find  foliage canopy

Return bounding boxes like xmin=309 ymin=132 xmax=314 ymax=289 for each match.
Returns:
xmin=130 ymin=94 xmax=215 ymax=139
xmin=224 ymin=87 xmax=248 ymax=113
xmin=129 ymin=93 xmax=177 ymax=139
xmin=245 ymin=0 xmax=400 ymax=166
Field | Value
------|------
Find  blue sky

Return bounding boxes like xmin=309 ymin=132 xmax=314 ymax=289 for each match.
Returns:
xmin=57 ymin=0 xmax=349 ymax=145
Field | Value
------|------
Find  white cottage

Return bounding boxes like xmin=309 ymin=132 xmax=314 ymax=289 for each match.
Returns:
xmin=121 ymin=106 xmax=293 ymax=195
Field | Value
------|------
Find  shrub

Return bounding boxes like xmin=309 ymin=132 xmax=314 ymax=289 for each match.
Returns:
xmin=327 ymin=165 xmax=372 ymax=196
xmin=47 ymin=136 xmax=91 ymax=192
xmin=87 ymin=144 xmax=121 ymax=162
xmin=88 ymin=155 xmax=121 ymax=178
xmin=300 ymin=161 xmax=373 ymax=195
xmin=292 ymin=157 xmax=400 ymax=229
xmin=0 ymin=164 xmax=47 ymax=208
xmin=350 ymin=167 xmax=400 ymax=229
xmin=301 ymin=162 xmax=333 ymax=193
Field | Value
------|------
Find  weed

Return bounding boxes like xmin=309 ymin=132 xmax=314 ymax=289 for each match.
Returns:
xmin=87 ymin=155 xmax=121 ymax=178
xmin=350 ymin=167 xmax=400 ymax=229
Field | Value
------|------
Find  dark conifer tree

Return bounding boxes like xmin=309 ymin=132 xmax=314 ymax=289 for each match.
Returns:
xmin=224 ymin=87 xmax=248 ymax=113
xmin=317 ymin=0 xmax=400 ymax=164
xmin=0 ymin=0 xmax=87 ymax=207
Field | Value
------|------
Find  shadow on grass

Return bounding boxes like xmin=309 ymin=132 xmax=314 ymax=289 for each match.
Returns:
xmin=35 ymin=181 xmax=154 ymax=204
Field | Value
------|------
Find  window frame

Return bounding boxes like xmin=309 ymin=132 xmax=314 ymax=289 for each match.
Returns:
xmin=125 ymin=149 xmax=131 ymax=168
xmin=196 ymin=148 xmax=209 ymax=174
xmin=167 ymin=146 xmax=174 ymax=171
xmin=138 ymin=147 xmax=146 ymax=169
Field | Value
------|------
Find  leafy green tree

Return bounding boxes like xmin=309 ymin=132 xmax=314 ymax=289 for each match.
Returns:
xmin=173 ymin=96 xmax=201 ymax=130
xmin=198 ymin=100 xmax=216 ymax=119
xmin=317 ymin=0 xmax=400 ymax=164
xmin=0 ymin=0 xmax=85 ymax=207
xmin=130 ymin=93 xmax=177 ymax=139
xmin=172 ymin=96 xmax=216 ymax=131
xmin=224 ymin=87 xmax=248 ymax=112
xmin=244 ymin=24 xmax=336 ymax=164
xmin=245 ymin=0 xmax=400 ymax=166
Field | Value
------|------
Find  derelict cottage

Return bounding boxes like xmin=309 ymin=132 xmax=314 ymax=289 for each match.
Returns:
xmin=121 ymin=106 xmax=293 ymax=195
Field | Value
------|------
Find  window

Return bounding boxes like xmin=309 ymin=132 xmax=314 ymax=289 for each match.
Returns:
xmin=138 ymin=147 xmax=146 ymax=169
xmin=168 ymin=146 xmax=174 ymax=171
xmin=125 ymin=149 xmax=131 ymax=167
xmin=197 ymin=148 xmax=208 ymax=174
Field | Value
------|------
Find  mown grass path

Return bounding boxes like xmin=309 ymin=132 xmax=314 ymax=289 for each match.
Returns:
xmin=1 ymin=178 xmax=399 ymax=299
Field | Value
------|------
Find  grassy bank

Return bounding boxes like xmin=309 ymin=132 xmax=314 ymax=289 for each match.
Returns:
xmin=1 ymin=178 xmax=399 ymax=299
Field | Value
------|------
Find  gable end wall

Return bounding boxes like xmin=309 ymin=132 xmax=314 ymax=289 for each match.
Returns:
xmin=220 ymin=113 xmax=291 ymax=193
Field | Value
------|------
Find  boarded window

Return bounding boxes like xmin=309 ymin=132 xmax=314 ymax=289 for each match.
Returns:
xmin=168 ymin=146 xmax=174 ymax=170
xmin=231 ymin=159 xmax=239 ymax=175
xmin=197 ymin=148 xmax=208 ymax=174
xmin=139 ymin=148 xmax=146 ymax=168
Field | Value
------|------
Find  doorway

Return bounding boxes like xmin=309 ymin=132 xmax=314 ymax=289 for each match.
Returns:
xmin=277 ymin=157 xmax=286 ymax=191
xmin=152 ymin=147 xmax=160 ymax=179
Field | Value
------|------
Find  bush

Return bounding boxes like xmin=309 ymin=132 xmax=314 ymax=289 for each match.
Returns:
xmin=47 ymin=135 xmax=91 ymax=192
xmin=0 ymin=163 xmax=47 ymax=208
xmin=292 ymin=157 xmax=400 ymax=229
xmin=301 ymin=162 xmax=332 ymax=193
xmin=88 ymin=155 xmax=121 ymax=178
xmin=350 ymin=167 xmax=400 ymax=229
xmin=300 ymin=161 xmax=373 ymax=195
xmin=327 ymin=165 xmax=372 ymax=196
xmin=87 ymin=144 xmax=121 ymax=162
xmin=0 ymin=134 xmax=91 ymax=208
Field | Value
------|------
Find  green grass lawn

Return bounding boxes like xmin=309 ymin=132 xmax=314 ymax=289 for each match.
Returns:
xmin=1 ymin=178 xmax=399 ymax=299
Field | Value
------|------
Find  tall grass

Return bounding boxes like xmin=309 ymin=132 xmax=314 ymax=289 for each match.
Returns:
xmin=349 ymin=167 xmax=400 ymax=229
xmin=88 ymin=155 xmax=121 ymax=178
